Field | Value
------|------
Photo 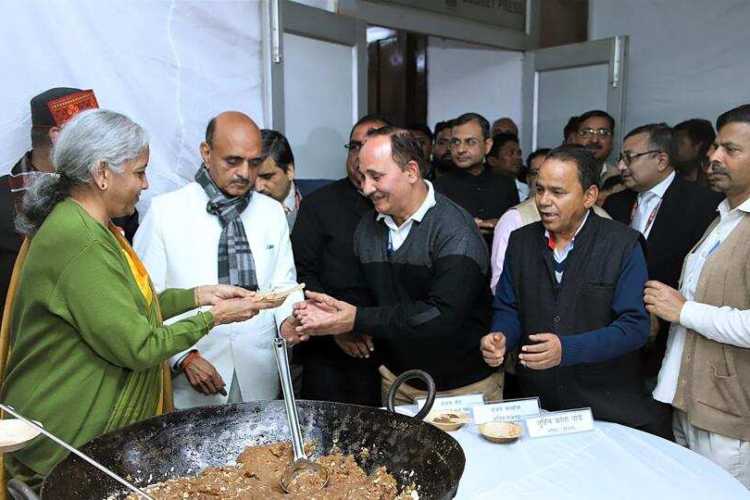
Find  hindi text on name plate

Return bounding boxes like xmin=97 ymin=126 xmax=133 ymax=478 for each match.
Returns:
xmin=472 ymin=397 xmax=541 ymax=424
xmin=415 ymin=393 xmax=485 ymax=413
xmin=525 ymin=408 xmax=594 ymax=438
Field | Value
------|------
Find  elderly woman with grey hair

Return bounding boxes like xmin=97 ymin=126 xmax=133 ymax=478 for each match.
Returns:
xmin=0 ymin=109 xmax=271 ymax=490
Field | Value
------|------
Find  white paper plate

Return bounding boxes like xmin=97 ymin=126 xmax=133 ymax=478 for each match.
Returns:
xmin=0 ymin=419 xmax=42 ymax=453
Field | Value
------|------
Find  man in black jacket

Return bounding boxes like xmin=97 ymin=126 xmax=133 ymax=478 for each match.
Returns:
xmin=604 ymin=123 xmax=722 ymax=378
xmin=291 ymin=127 xmax=500 ymax=404
xmin=434 ymin=113 xmax=518 ymax=246
xmin=482 ymin=145 xmax=672 ymax=439
xmin=290 ymin=114 xmax=389 ymax=406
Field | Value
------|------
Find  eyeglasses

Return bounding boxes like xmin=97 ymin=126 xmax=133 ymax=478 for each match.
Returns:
xmin=344 ymin=141 xmax=363 ymax=153
xmin=618 ymin=149 xmax=661 ymax=166
xmin=577 ymin=128 xmax=612 ymax=138
xmin=449 ymin=137 xmax=482 ymax=148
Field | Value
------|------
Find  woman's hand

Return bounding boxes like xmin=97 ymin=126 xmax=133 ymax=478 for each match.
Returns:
xmin=210 ymin=295 xmax=276 ymax=325
xmin=194 ymin=285 xmax=254 ymax=307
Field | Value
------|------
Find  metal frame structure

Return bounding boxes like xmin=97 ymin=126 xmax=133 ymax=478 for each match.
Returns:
xmin=522 ymin=35 xmax=629 ymax=155
xmin=264 ymin=0 xmax=627 ymax=161
xmin=264 ymin=0 xmax=367 ymax=131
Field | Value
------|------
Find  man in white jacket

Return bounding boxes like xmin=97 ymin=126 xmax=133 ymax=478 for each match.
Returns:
xmin=134 ymin=111 xmax=302 ymax=409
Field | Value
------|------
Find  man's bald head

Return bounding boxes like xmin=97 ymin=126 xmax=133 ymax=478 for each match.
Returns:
xmin=200 ymin=111 xmax=263 ymax=197
xmin=205 ymin=111 xmax=260 ymax=147
xmin=491 ymin=117 xmax=519 ymax=137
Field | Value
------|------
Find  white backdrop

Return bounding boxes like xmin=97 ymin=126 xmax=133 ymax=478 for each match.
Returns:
xmin=590 ymin=0 xmax=750 ymax=133
xmin=427 ymin=37 xmax=523 ymax=140
xmin=0 ymin=0 xmax=265 ymax=212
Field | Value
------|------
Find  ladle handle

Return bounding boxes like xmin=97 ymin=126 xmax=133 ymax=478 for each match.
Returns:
xmin=385 ymin=369 xmax=437 ymax=420
xmin=273 ymin=338 xmax=306 ymax=461
xmin=0 ymin=403 xmax=155 ymax=500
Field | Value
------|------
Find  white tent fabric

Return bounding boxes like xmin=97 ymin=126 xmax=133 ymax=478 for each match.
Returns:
xmin=0 ymin=0 xmax=265 ymax=212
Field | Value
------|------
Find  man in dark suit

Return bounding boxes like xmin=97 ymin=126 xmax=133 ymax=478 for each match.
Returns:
xmin=290 ymin=114 xmax=389 ymax=406
xmin=604 ymin=123 xmax=722 ymax=378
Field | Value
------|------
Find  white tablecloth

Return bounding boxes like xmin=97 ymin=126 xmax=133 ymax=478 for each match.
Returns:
xmin=449 ymin=420 xmax=749 ymax=499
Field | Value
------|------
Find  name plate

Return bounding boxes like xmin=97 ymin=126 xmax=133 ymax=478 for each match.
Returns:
xmin=471 ymin=397 xmax=541 ymax=424
xmin=526 ymin=408 xmax=594 ymax=438
xmin=415 ymin=393 xmax=484 ymax=413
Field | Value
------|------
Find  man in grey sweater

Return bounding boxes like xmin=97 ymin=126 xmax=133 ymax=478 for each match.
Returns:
xmin=290 ymin=127 xmax=501 ymax=404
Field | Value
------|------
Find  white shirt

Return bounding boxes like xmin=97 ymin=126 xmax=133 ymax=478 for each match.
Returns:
xmin=653 ymin=196 xmax=750 ymax=405
xmin=377 ymin=180 xmax=436 ymax=252
xmin=516 ymin=179 xmax=529 ymax=201
xmin=490 ymin=208 xmax=523 ymax=290
xmin=282 ymin=182 xmax=297 ymax=213
xmin=631 ymin=171 xmax=675 ymax=238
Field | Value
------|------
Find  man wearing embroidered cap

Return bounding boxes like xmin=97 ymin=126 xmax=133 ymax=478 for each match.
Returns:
xmin=0 ymin=87 xmax=137 ymax=316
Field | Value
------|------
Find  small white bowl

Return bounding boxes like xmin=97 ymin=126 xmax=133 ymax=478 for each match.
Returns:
xmin=0 ymin=419 xmax=42 ymax=453
xmin=479 ymin=421 xmax=522 ymax=444
xmin=426 ymin=411 xmax=470 ymax=432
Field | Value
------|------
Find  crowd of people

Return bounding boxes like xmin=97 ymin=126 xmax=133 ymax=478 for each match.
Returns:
xmin=0 ymin=86 xmax=748 ymax=491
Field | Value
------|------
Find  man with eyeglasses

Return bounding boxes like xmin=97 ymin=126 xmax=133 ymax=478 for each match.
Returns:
xmin=434 ymin=112 xmax=519 ymax=246
xmin=290 ymin=114 xmax=390 ymax=406
xmin=573 ymin=109 xmax=620 ymax=186
xmin=604 ymin=123 xmax=721 ymax=381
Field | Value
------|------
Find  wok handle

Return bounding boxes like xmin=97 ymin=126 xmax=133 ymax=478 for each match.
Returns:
xmin=7 ymin=479 xmax=39 ymax=500
xmin=385 ymin=369 xmax=436 ymax=420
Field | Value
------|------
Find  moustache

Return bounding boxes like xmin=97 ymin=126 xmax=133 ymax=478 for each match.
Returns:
xmin=708 ymin=161 xmax=729 ymax=176
xmin=585 ymin=143 xmax=602 ymax=150
xmin=231 ymin=177 xmax=250 ymax=186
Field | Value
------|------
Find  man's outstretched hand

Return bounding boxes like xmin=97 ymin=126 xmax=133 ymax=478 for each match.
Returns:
xmin=293 ymin=291 xmax=357 ymax=336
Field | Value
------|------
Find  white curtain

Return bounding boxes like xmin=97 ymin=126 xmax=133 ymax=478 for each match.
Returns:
xmin=0 ymin=0 xmax=265 ymax=212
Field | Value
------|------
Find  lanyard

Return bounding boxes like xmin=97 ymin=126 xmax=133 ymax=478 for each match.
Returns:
xmin=630 ymin=197 xmax=662 ymax=235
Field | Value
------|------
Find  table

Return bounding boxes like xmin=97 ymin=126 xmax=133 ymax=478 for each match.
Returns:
xmin=449 ymin=420 xmax=749 ymax=499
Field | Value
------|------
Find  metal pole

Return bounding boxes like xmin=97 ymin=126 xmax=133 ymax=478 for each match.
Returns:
xmin=0 ymin=404 xmax=155 ymax=500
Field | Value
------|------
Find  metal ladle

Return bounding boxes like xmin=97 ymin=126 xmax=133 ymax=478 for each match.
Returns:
xmin=272 ymin=337 xmax=329 ymax=493
xmin=0 ymin=403 xmax=154 ymax=500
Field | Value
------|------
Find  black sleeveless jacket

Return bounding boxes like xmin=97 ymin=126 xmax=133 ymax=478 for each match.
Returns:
xmin=507 ymin=212 xmax=664 ymax=427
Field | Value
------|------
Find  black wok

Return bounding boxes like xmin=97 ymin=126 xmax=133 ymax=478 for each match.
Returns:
xmin=41 ymin=371 xmax=465 ymax=499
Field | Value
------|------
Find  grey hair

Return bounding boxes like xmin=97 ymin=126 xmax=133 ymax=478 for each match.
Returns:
xmin=16 ymin=109 xmax=149 ymax=235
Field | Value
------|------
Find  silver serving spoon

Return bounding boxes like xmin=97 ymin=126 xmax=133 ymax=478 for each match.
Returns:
xmin=0 ymin=403 xmax=155 ymax=500
xmin=272 ymin=337 xmax=329 ymax=493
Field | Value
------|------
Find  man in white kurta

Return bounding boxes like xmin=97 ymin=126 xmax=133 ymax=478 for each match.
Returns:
xmin=135 ymin=111 xmax=302 ymax=409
